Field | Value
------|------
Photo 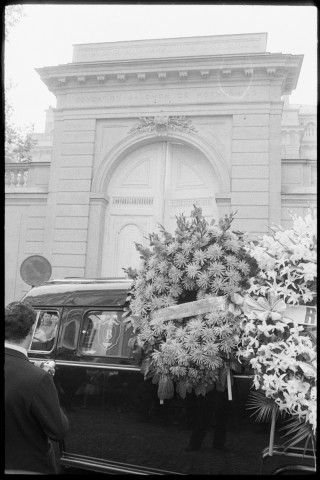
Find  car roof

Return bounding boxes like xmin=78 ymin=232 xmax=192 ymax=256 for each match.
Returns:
xmin=22 ymin=278 xmax=133 ymax=307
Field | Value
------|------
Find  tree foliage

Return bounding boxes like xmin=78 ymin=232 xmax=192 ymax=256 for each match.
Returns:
xmin=5 ymin=4 xmax=25 ymax=40
xmin=5 ymin=5 xmax=37 ymax=163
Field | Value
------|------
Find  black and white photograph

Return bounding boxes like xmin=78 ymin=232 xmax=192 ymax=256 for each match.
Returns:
xmin=5 ymin=3 xmax=317 ymax=475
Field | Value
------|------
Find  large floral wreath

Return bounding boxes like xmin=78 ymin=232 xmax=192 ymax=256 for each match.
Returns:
xmin=236 ymin=208 xmax=317 ymax=442
xmin=124 ymin=206 xmax=259 ymax=401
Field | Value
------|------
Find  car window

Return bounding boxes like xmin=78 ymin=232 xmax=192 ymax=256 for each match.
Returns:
xmin=80 ymin=311 xmax=134 ymax=358
xmin=30 ymin=310 xmax=59 ymax=352
xmin=58 ymin=309 xmax=82 ymax=351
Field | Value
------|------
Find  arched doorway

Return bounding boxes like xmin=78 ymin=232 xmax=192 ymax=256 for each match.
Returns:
xmin=101 ymin=141 xmax=219 ymax=276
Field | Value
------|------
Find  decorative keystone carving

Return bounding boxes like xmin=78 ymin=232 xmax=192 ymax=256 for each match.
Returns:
xmin=137 ymin=73 xmax=146 ymax=80
xmin=221 ymin=69 xmax=231 ymax=78
xmin=200 ymin=71 xmax=209 ymax=79
xmin=168 ymin=116 xmax=197 ymax=134
xmin=97 ymin=75 xmax=106 ymax=82
xmin=267 ymin=68 xmax=276 ymax=76
xmin=244 ymin=68 xmax=253 ymax=77
xmin=158 ymin=73 xmax=167 ymax=80
xmin=77 ymin=76 xmax=86 ymax=83
xmin=179 ymin=71 xmax=188 ymax=79
xmin=129 ymin=116 xmax=197 ymax=136
xmin=117 ymin=74 xmax=126 ymax=81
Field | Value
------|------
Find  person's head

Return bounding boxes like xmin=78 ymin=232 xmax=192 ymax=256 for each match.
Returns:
xmin=42 ymin=312 xmax=52 ymax=325
xmin=5 ymin=302 xmax=37 ymax=344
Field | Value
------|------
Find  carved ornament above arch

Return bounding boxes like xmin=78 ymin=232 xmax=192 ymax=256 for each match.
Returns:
xmin=128 ymin=116 xmax=198 ymax=136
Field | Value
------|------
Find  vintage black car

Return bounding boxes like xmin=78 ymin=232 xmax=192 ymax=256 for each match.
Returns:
xmin=22 ymin=278 xmax=314 ymax=475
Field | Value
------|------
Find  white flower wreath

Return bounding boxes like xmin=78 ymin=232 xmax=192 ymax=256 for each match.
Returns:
xmin=124 ymin=206 xmax=259 ymax=401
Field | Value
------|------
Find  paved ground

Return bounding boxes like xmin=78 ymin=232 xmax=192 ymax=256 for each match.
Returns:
xmin=51 ymin=376 xmax=315 ymax=475
xmin=54 ymin=400 xmax=315 ymax=475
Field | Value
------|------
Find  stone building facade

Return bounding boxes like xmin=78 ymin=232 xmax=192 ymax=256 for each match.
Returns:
xmin=5 ymin=34 xmax=316 ymax=303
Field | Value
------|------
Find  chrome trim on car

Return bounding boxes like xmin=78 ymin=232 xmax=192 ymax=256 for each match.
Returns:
xmin=29 ymin=359 xmax=140 ymax=371
xmin=60 ymin=452 xmax=184 ymax=475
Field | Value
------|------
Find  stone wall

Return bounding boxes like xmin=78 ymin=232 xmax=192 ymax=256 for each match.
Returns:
xmin=5 ymin=34 xmax=316 ymax=303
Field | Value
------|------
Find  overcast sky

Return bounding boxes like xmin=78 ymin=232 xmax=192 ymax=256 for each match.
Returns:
xmin=5 ymin=4 xmax=317 ymax=132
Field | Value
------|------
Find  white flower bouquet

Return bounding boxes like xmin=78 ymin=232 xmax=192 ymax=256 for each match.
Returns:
xmin=237 ymin=209 xmax=317 ymax=452
xmin=34 ymin=360 xmax=56 ymax=376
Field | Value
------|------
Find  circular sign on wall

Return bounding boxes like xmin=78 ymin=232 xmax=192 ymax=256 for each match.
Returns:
xmin=20 ymin=255 xmax=52 ymax=286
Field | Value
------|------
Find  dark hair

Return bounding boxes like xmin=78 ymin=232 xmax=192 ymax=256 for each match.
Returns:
xmin=5 ymin=302 xmax=37 ymax=342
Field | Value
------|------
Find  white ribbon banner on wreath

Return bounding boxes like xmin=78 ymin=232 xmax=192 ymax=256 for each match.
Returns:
xmin=149 ymin=296 xmax=227 ymax=322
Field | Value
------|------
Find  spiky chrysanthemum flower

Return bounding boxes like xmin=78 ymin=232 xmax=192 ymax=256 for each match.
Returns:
xmin=145 ymin=268 xmax=157 ymax=281
xmin=153 ymin=276 xmax=169 ymax=293
xmin=170 ymin=283 xmax=183 ymax=298
xmin=181 ymin=240 xmax=194 ymax=255
xmin=224 ymin=267 xmax=242 ymax=284
xmin=237 ymin=260 xmax=250 ymax=275
xmin=205 ymin=309 xmax=222 ymax=325
xmin=168 ymin=265 xmax=183 ymax=282
xmin=196 ymin=271 xmax=211 ymax=288
xmin=182 ymin=277 xmax=197 ymax=291
xmin=183 ymin=334 xmax=199 ymax=351
xmin=203 ymin=342 xmax=220 ymax=357
xmin=186 ymin=262 xmax=201 ymax=278
xmin=186 ymin=317 xmax=204 ymax=334
xmin=144 ymin=284 xmax=155 ymax=299
xmin=225 ymin=255 xmax=239 ymax=268
xmin=206 ymin=244 xmax=223 ymax=259
xmin=174 ymin=251 xmax=188 ymax=267
xmin=211 ymin=277 xmax=227 ymax=294
xmin=202 ymin=327 xmax=217 ymax=342
xmin=207 ymin=261 xmax=226 ymax=277
xmin=190 ymin=348 xmax=206 ymax=365
xmin=166 ymin=242 xmax=179 ymax=255
xmin=130 ymin=297 xmax=149 ymax=316
xmin=156 ymin=260 xmax=169 ymax=274
xmin=150 ymin=296 xmax=164 ymax=311
xmin=193 ymin=249 xmax=207 ymax=265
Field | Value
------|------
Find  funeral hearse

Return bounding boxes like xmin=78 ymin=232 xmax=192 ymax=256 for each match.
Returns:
xmin=23 ymin=277 xmax=192 ymax=475
xmin=21 ymin=276 xmax=316 ymax=475
xmin=22 ymin=277 xmax=235 ymax=475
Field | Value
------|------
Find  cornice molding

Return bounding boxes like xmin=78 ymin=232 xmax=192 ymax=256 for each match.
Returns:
xmin=36 ymin=53 xmax=303 ymax=97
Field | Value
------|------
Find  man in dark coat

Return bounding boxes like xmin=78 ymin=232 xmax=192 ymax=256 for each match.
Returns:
xmin=5 ymin=301 xmax=69 ymax=474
